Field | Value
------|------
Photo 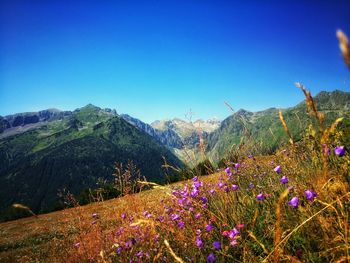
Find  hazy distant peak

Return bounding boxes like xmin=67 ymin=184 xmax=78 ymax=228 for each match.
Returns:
xmin=1 ymin=108 xmax=72 ymax=135
xmin=151 ymin=117 xmax=221 ymax=137
xmin=4 ymin=108 xmax=60 ymax=118
xmin=192 ymin=118 xmax=221 ymax=133
xmin=43 ymin=108 xmax=61 ymax=112
xmin=172 ymin=117 xmax=185 ymax=122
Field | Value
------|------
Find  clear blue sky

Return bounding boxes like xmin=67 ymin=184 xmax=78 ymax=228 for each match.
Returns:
xmin=1 ymin=0 xmax=349 ymax=123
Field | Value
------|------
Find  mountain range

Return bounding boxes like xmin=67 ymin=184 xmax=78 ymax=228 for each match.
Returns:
xmin=0 ymin=105 xmax=182 ymax=218
xmin=0 ymin=90 xmax=349 ymax=220
xmin=207 ymin=90 xmax=350 ymax=160
xmin=121 ymin=115 xmax=220 ymax=164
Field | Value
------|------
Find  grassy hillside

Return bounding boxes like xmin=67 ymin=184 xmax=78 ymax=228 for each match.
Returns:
xmin=207 ymin=90 xmax=350 ymax=161
xmin=0 ymin=105 xmax=182 ymax=219
xmin=0 ymin=144 xmax=348 ymax=262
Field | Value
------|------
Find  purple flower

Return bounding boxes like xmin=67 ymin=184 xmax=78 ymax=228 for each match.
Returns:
xmin=196 ymin=237 xmax=204 ymax=248
xmin=232 ymin=184 xmax=239 ymax=191
xmin=193 ymin=176 xmax=198 ymax=182
xmin=225 ymin=167 xmax=231 ymax=175
xmin=125 ymin=240 xmax=133 ymax=249
xmin=223 ymin=186 xmax=230 ymax=193
xmin=256 ymin=193 xmax=264 ymax=201
xmin=288 ymin=196 xmax=299 ymax=208
xmin=218 ymin=181 xmax=225 ymax=189
xmin=209 ymin=189 xmax=215 ymax=195
xmin=190 ymin=188 xmax=199 ymax=197
xmin=205 ymin=223 xmax=214 ymax=232
xmin=235 ymin=163 xmax=241 ymax=169
xmin=116 ymin=246 xmax=122 ymax=254
xmin=142 ymin=211 xmax=148 ymax=216
xmin=334 ymin=146 xmax=346 ymax=157
xmin=200 ymin=196 xmax=208 ymax=203
xmin=304 ymin=190 xmax=317 ymax=201
xmin=193 ymin=181 xmax=202 ymax=189
xmin=115 ymin=227 xmax=124 ymax=237
xmin=195 ymin=213 xmax=201 ymax=220
xmin=164 ymin=206 xmax=173 ymax=214
xmin=228 ymin=228 xmax=239 ymax=239
xmin=157 ymin=216 xmax=165 ymax=222
xmin=274 ymin=166 xmax=282 ymax=174
xmin=207 ymin=253 xmax=216 ymax=263
xmin=248 ymin=154 xmax=254 ymax=159
xmin=213 ymin=241 xmax=221 ymax=250
xmin=178 ymin=197 xmax=186 ymax=206
xmin=178 ymin=221 xmax=185 ymax=229
xmin=136 ymin=251 xmax=143 ymax=258
xmin=170 ymin=214 xmax=180 ymax=221
xmin=121 ymin=213 xmax=126 ymax=220
xmin=280 ymin=176 xmax=288 ymax=184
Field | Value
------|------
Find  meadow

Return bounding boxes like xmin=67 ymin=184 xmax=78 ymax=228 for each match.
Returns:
xmin=0 ymin=84 xmax=349 ymax=263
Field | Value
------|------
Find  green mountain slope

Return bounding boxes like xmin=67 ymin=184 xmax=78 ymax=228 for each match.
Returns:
xmin=207 ymin=90 xmax=350 ymax=161
xmin=0 ymin=105 xmax=182 ymax=217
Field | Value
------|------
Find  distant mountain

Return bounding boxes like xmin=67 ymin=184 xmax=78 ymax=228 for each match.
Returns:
xmin=129 ymin=116 xmax=221 ymax=164
xmin=193 ymin=118 xmax=222 ymax=133
xmin=0 ymin=105 xmax=182 ymax=218
xmin=121 ymin=114 xmax=183 ymax=149
xmin=150 ymin=118 xmax=220 ymax=148
xmin=151 ymin=118 xmax=220 ymax=137
xmin=0 ymin=109 xmax=72 ymax=136
xmin=207 ymin=90 xmax=350 ymax=161
xmin=0 ymin=106 xmax=118 ymax=138
xmin=121 ymin=115 xmax=221 ymax=163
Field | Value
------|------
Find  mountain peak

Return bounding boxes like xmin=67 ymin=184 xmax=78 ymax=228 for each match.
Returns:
xmin=80 ymin=104 xmax=101 ymax=110
xmin=310 ymin=90 xmax=350 ymax=110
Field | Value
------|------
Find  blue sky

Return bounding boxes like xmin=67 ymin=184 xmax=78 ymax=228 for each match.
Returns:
xmin=1 ymin=1 xmax=349 ymax=123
